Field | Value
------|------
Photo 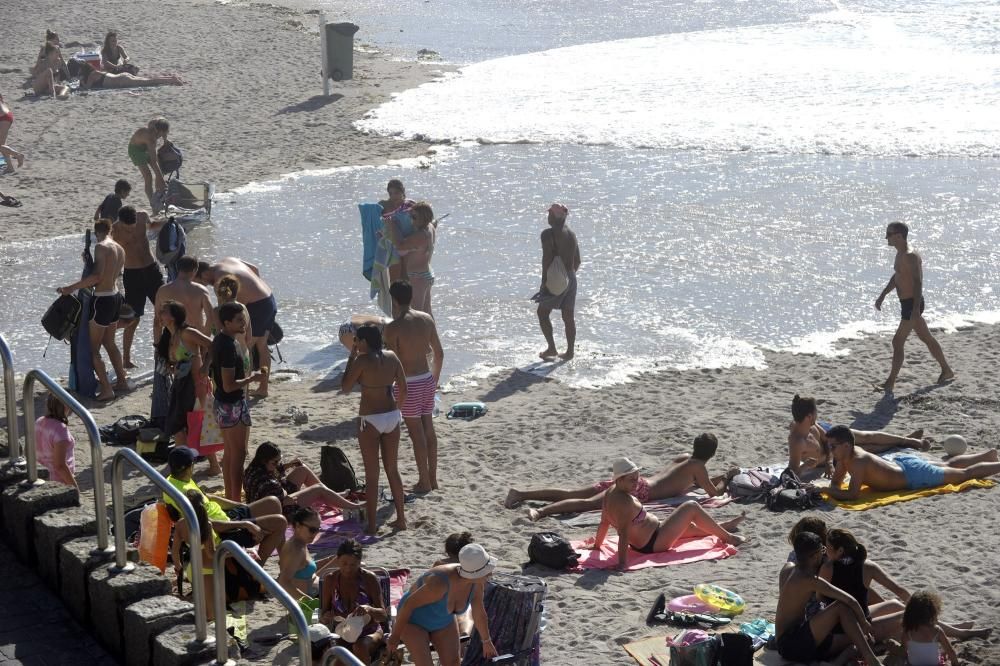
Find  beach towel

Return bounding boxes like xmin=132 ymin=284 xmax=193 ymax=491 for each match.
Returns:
xmin=558 ymin=493 xmax=733 ymax=528
xmin=624 ymin=628 xmax=767 ymax=666
xmin=359 ymin=203 xmax=383 ymax=281
xmin=825 ymin=478 xmax=995 ymax=510
xmin=571 ymin=535 xmax=737 ymax=571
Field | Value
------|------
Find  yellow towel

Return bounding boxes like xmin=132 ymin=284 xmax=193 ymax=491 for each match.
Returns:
xmin=825 ymin=478 xmax=995 ymax=511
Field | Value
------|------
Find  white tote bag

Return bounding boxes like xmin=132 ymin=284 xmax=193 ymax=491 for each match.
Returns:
xmin=545 ymin=234 xmax=570 ymax=296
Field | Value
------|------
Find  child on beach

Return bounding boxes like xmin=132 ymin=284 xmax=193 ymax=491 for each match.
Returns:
xmin=94 ymin=179 xmax=131 ymax=222
xmin=901 ymin=591 xmax=958 ymax=665
xmin=35 ymin=393 xmax=78 ymax=492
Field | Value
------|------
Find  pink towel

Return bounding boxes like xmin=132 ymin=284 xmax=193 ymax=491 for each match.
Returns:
xmin=571 ymin=535 xmax=737 ymax=571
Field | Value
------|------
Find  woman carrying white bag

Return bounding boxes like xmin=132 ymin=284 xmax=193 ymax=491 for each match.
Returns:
xmin=531 ymin=203 xmax=581 ymax=361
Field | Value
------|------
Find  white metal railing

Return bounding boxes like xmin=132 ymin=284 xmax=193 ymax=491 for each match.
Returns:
xmin=110 ymin=448 xmax=211 ymax=645
xmin=21 ymin=368 xmax=111 ymax=553
xmin=321 ymin=646 xmax=368 ymax=666
xmin=212 ymin=543 xmax=353 ymax=665
xmin=0 ymin=334 xmax=19 ymax=459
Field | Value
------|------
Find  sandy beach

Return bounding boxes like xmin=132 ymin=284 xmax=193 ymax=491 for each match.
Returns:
xmin=2 ymin=319 xmax=993 ymax=664
xmin=0 ymin=0 xmax=444 ymax=244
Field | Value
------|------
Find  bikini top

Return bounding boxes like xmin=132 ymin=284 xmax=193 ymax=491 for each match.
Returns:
xmin=293 ymin=558 xmax=317 ymax=581
xmin=631 ymin=505 xmax=648 ymax=525
xmin=330 ymin=571 xmax=379 ymax=635
xmin=174 ymin=336 xmax=195 ymax=363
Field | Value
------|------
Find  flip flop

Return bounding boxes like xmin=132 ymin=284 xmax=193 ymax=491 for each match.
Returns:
xmin=0 ymin=195 xmax=22 ymax=208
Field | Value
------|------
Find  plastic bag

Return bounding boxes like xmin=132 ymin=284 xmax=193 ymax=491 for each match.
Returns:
xmin=138 ymin=502 xmax=171 ymax=573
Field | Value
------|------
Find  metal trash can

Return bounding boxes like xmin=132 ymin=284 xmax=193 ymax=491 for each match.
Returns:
xmin=324 ymin=22 xmax=359 ymax=81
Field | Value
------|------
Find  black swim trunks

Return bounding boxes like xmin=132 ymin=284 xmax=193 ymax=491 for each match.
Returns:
xmin=245 ymin=294 xmax=277 ymax=339
xmin=91 ymin=293 xmax=124 ymax=327
xmin=775 ymin=619 xmax=834 ymax=662
xmin=634 ymin=524 xmax=661 ymax=554
xmin=123 ymin=262 xmax=164 ymax=317
xmin=899 ymin=297 xmax=925 ymax=321
xmin=221 ymin=506 xmax=257 ymax=547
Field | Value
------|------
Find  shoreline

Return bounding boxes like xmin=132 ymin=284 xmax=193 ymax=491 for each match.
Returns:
xmin=0 ymin=0 xmax=449 ymax=245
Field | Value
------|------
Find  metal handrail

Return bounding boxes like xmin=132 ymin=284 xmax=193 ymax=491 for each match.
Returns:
xmin=22 ymin=368 xmax=111 ymax=553
xmin=213 ymin=542 xmax=328 ymax=665
xmin=0 ymin=334 xmax=20 ymax=459
xmin=110 ymin=448 xmax=211 ymax=645
xmin=321 ymin=646 xmax=367 ymax=666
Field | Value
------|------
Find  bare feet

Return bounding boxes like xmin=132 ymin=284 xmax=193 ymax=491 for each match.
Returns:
xmin=539 ymin=347 xmax=558 ymax=359
xmin=720 ymin=511 xmax=747 ymax=532
xmin=250 ymin=389 xmax=269 ymax=399
xmin=95 ymin=389 xmax=115 ymax=402
xmin=526 ymin=508 xmax=541 ymax=522
xmin=409 ymin=484 xmax=432 ymax=494
xmin=388 ymin=518 xmax=407 ymax=531
xmin=559 ymin=350 xmax=574 ymax=360
xmin=872 ymin=382 xmax=894 ymax=394
xmin=726 ymin=533 xmax=749 ymax=547
xmin=206 ymin=465 xmax=223 ymax=477
xmin=504 ymin=489 xmax=523 ymax=509
xmin=114 ymin=381 xmax=133 ymax=392
xmin=937 ymin=370 xmax=956 ymax=384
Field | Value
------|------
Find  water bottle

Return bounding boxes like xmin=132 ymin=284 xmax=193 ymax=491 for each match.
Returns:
xmin=433 ymin=392 xmax=442 ymax=417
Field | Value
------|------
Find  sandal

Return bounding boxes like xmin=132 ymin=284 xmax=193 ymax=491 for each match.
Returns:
xmin=0 ymin=195 xmax=21 ymax=208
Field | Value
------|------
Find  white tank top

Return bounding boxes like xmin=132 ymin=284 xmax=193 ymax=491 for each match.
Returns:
xmin=906 ymin=637 xmax=940 ymax=665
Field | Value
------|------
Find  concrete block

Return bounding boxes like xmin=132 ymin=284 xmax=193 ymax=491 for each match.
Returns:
xmin=152 ymin=623 xmax=226 ymax=666
xmin=1 ymin=482 xmax=78 ymax=562
xmin=88 ymin=561 xmax=171 ymax=656
xmin=33 ymin=505 xmax=97 ymax=589
xmin=58 ymin=536 xmax=115 ymax=625
xmin=123 ymin=595 xmax=195 ymax=666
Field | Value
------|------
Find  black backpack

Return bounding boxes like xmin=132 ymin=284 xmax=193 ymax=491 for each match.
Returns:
xmin=716 ymin=632 xmax=754 ymax=665
xmin=527 ymin=532 xmax=580 ymax=570
xmin=157 ymin=140 xmax=183 ymax=180
xmin=41 ymin=294 xmax=82 ymax=341
xmin=766 ymin=467 xmax=819 ymax=512
xmin=319 ymin=445 xmax=359 ymax=494
xmin=101 ymin=415 xmax=150 ymax=446
xmin=156 ymin=215 xmax=186 ymax=266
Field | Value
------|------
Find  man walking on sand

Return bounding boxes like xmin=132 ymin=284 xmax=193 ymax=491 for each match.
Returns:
xmin=113 ymin=205 xmax=165 ymax=370
xmin=384 ymin=281 xmax=444 ymax=492
xmin=195 ymin=257 xmax=277 ymax=397
xmin=533 ymin=203 xmax=581 ymax=360
xmin=874 ymin=222 xmax=953 ymax=393
xmin=58 ymin=221 xmax=128 ymax=401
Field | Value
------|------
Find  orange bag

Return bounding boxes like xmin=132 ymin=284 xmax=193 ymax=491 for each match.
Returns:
xmin=138 ymin=502 xmax=172 ymax=573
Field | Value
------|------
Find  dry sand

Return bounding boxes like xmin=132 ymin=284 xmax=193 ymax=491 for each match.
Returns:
xmin=3 ymin=321 xmax=997 ymax=664
xmin=0 ymin=0 xmax=445 ymax=244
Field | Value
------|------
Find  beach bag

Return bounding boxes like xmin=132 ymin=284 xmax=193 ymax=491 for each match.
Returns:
xmin=103 ymin=414 xmax=149 ymax=446
xmin=158 ymin=140 xmax=183 ymax=180
xmin=527 ymin=532 xmax=580 ymax=571
xmin=766 ymin=467 xmax=818 ymax=512
xmin=668 ymin=631 xmax=719 ymax=666
xmin=320 ymin=445 xmax=359 ymax=493
xmin=544 ymin=234 xmax=569 ymax=296
xmin=155 ymin=215 xmax=186 ymax=266
xmin=715 ymin=632 xmax=753 ymax=665
xmin=41 ymin=294 xmax=82 ymax=341
xmin=462 ymin=573 xmax=546 ymax=666
xmin=727 ymin=469 xmax=777 ymax=502
xmin=187 ymin=400 xmax=224 ymax=455
xmin=138 ymin=502 xmax=172 ymax=573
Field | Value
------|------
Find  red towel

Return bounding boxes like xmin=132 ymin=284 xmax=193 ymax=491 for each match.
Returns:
xmin=571 ymin=535 xmax=737 ymax=571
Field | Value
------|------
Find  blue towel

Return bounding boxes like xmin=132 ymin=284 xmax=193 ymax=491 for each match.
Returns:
xmin=358 ymin=203 xmax=384 ymax=282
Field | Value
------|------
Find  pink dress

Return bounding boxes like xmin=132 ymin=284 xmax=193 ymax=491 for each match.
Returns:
xmin=35 ymin=416 xmax=76 ymax=484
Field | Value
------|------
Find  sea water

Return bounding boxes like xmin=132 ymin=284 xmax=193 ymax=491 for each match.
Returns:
xmin=3 ymin=0 xmax=1000 ymax=388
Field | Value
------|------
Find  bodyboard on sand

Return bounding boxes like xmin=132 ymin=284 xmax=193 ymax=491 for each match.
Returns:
xmin=825 ymin=478 xmax=995 ymax=510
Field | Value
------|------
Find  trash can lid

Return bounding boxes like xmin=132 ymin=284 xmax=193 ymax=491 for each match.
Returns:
xmin=329 ymin=22 xmax=359 ymax=35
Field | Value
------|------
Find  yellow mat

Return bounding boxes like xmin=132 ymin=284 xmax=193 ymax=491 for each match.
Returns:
xmin=825 ymin=478 xmax=995 ymax=511
xmin=622 ymin=635 xmax=671 ymax=666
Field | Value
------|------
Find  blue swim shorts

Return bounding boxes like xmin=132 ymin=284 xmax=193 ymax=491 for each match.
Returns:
xmin=895 ymin=454 xmax=945 ymax=490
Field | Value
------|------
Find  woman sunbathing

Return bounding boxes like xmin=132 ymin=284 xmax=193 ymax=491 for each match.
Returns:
xmin=32 ymin=43 xmax=70 ymax=98
xmin=79 ymin=62 xmax=184 ymax=90
xmin=243 ymin=441 xmax=361 ymax=517
xmin=590 ymin=457 xmax=746 ymax=571
xmin=506 ymin=433 xmax=737 ymax=520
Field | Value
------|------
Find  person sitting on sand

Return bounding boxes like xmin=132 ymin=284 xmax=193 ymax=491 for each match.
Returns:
xmin=101 ymin=31 xmax=139 ymax=75
xmin=824 ymin=425 xmax=1000 ymax=500
xmin=79 ymin=62 xmax=183 ymax=91
xmin=32 ymin=43 xmax=70 ymax=98
xmin=32 ymin=31 xmax=62 ymax=75
xmin=506 ymin=433 xmax=738 ymax=520
xmin=788 ymin=394 xmax=931 ymax=477
xmin=128 ymin=117 xmax=170 ymax=210
xmin=779 ymin=515 xmax=829 ymax=588
xmin=589 ymin=457 xmax=746 ymax=571
xmin=900 ymin=591 xmax=960 ymax=666
xmin=775 ymin=532 xmax=884 ymax=665
xmin=243 ymin=441 xmax=361 ymax=517
xmin=388 ymin=544 xmax=499 ymax=665
xmin=533 ymin=203 xmax=581 ymax=361
xmin=277 ymin=506 xmax=337 ymax=598
xmin=320 ymin=538 xmax=389 ymax=665
xmin=0 ymin=93 xmax=26 ymax=173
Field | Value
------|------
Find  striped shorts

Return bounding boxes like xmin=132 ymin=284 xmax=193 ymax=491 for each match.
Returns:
xmin=393 ymin=372 xmax=436 ymax=418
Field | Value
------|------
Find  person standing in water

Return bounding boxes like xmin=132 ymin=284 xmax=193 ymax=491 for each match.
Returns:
xmin=533 ymin=203 xmax=581 ymax=360
xmin=873 ymin=222 xmax=953 ymax=393
xmin=128 ymin=117 xmax=170 ymax=210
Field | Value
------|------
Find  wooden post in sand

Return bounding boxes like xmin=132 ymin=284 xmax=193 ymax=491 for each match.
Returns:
xmin=320 ymin=12 xmax=330 ymax=97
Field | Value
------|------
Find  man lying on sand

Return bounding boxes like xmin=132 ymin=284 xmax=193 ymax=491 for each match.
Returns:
xmin=788 ymin=394 xmax=930 ymax=478
xmin=775 ymin=532 xmax=884 ymax=665
xmin=505 ymin=433 xmax=738 ymax=520
xmin=824 ymin=425 xmax=1000 ymax=500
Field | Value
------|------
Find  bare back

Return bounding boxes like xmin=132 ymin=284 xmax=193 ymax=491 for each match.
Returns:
xmin=383 ymin=310 xmax=440 ymax=376
xmin=156 ymin=279 xmax=215 ymax=333
xmin=645 ymin=455 xmax=713 ymax=497
xmin=775 ymin=568 xmax=820 ymax=637
xmin=351 ymin=351 xmax=405 ymax=415
xmin=215 ymin=258 xmax=271 ymax=303
xmin=843 ymin=448 xmax=909 ymax=492
xmin=112 ymin=215 xmax=156 ymax=268
xmin=128 ymin=126 xmax=157 ymax=151
xmin=93 ymin=239 xmax=126 ymax=292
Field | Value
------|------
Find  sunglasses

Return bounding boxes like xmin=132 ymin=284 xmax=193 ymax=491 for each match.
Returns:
xmin=303 ymin=524 xmax=320 ymax=534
